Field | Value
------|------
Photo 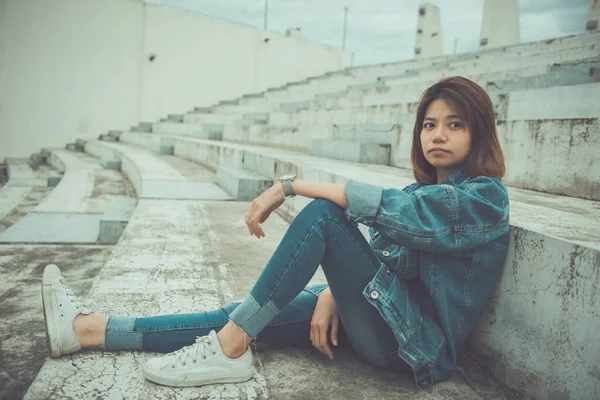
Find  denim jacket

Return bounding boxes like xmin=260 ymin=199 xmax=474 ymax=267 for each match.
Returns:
xmin=344 ymin=163 xmax=510 ymax=388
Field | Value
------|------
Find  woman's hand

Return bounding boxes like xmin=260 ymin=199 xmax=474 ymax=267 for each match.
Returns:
xmin=310 ymin=287 xmax=339 ymax=360
xmin=245 ymin=183 xmax=285 ymax=238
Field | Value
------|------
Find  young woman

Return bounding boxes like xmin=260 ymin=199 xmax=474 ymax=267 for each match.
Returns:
xmin=41 ymin=76 xmax=510 ymax=389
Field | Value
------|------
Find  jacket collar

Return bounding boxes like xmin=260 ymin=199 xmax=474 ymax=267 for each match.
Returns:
xmin=440 ymin=163 xmax=470 ymax=186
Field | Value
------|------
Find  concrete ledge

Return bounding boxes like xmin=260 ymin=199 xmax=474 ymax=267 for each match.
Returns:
xmin=216 ymin=166 xmax=273 ymax=201
xmin=311 ymin=139 xmax=391 ymax=165
xmin=243 ymin=112 xmax=270 ymax=124
xmin=99 ymin=133 xmax=119 ymax=141
xmin=153 ymin=122 xmax=223 ymax=140
xmin=505 ymin=83 xmax=600 ymax=120
xmin=36 ymin=150 xmax=105 ymax=214
xmin=6 ymin=162 xmax=48 ymax=187
xmin=0 ymin=185 xmax=31 ymax=221
xmin=280 ymin=101 xmax=310 ymax=112
xmin=166 ymin=114 xmax=184 ymax=123
xmin=332 ymin=124 xmax=395 ymax=143
xmin=101 ymin=160 xmax=121 ymax=170
xmin=315 ymin=90 xmax=347 ymax=100
xmin=131 ymin=122 xmax=153 ymax=133
xmin=98 ymin=196 xmax=138 ymax=245
xmin=499 ymin=118 xmax=600 ymax=201
xmin=87 ymin=139 xmax=232 ymax=201
xmin=0 ymin=213 xmax=102 ymax=243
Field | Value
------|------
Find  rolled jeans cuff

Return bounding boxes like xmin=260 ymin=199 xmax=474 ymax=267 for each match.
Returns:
xmin=228 ymin=293 xmax=281 ymax=339
xmin=105 ymin=316 xmax=142 ymax=351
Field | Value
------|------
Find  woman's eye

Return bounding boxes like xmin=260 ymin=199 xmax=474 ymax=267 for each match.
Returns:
xmin=423 ymin=122 xmax=434 ymax=129
xmin=449 ymin=122 xmax=463 ymax=129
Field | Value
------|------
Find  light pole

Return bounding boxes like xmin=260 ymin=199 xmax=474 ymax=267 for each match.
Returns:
xmin=342 ymin=6 xmax=348 ymax=50
xmin=264 ymin=0 xmax=268 ymax=30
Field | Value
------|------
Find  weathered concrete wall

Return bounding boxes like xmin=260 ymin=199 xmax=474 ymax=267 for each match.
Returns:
xmin=0 ymin=0 xmax=346 ymax=161
xmin=506 ymin=83 xmax=600 ymax=120
xmin=499 ymin=118 xmax=600 ymax=201
xmin=466 ymin=226 xmax=600 ymax=400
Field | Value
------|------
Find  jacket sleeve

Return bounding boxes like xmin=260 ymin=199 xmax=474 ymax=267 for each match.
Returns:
xmin=345 ymin=177 xmax=510 ymax=253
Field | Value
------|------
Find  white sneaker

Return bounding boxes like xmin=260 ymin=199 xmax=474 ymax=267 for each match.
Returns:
xmin=143 ymin=330 xmax=255 ymax=387
xmin=41 ymin=264 xmax=92 ymax=357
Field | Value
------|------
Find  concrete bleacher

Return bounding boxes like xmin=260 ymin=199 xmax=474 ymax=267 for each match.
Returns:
xmin=14 ymin=29 xmax=600 ymax=400
xmin=0 ymin=150 xmax=130 ymax=244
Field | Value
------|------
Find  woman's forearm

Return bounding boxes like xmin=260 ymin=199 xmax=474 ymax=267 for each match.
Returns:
xmin=288 ymin=180 xmax=347 ymax=209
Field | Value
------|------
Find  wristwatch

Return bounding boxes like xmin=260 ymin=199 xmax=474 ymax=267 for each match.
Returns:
xmin=279 ymin=173 xmax=297 ymax=198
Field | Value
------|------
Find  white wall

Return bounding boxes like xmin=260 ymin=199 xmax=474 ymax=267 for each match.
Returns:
xmin=0 ymin=0 xmax=144 ymax=162
xmin=0 ymin=0 xmax=347 ymax=161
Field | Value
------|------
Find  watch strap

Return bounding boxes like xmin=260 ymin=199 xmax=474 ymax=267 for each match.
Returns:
xmin=282 ymin=180 xmax=295 ymax=197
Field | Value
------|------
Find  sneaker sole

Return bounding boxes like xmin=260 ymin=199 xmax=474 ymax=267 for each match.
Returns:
xmin=42 ymin=264 xmax=61 ymax=358
xmin=142 ymin=364 xmax=256 ymax=387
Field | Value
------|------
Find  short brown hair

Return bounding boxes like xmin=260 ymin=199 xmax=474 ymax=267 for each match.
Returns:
xmin=410 ymin=76 xmax=506 ymax=184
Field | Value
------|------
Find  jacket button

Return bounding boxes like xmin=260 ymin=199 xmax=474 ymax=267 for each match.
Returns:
xmin=370 ymin=290 xmax=379 ymax=299
xmin=382 ymin=251 xmax=390 ymax=256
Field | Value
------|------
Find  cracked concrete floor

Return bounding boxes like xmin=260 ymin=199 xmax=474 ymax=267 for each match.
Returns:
xmin=0 ymin=245 xmax=114 ymax=399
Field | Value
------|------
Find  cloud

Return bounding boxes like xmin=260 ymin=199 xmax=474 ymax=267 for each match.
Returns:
xmin=150 ymin=0 xmax=589 ymax=66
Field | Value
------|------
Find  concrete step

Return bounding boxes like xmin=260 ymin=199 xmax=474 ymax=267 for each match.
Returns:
xmin=84 ymin=141 xmax=122 ymax=171
xmin=0 ymin=185 xmax=31 ymax=221
xmin=166 ymin=114 xmax=184 ymax=123
xmin=499 ymin=118 xmax=599 ymax=201
xmin=0 ymin=150 xmax=132 ymax=244
xmin=98 ymin=195 xmax=138 ymax=245
xmin=6 ymin=161 xmax=51 ymax=187
xmin=153 ymin=121 xmax=223 ymax=140
xmin=193 ymin=106 xmax=213 ymax=113
xmin=183 ymin=112 xmax=239 ymax=125
xmin=216 ymin=165 xmax=273 ymax=201
xmin=29 ymin=153 xmax=47 ymax=165
xmin=504 ymin=82 xmax=600 ymax=120
xmin=131 ymin=122 xmax=152 ymax=133
xmin=311 ymin=139 xmax=391 ymax=165
xmin=242 ymin=112 xmax=270 ymax=124
xmin=99 ymin=133 xmax=120 ymax=141
xmin=332 ymin=124 xmax=395 ymax=143
xmin=219 ymin=99 xmax=239 ymax=106
xmin=280 ymin=101 xmax=310 ymax=112
xmin=66 ymin=142 xmax=84 ymax=152
xmin=88 ymin=138 xmax=232 ymax=201
xmin=315 ymin=90 xmax=347 ymax=100
xmin=222 ymin=123 xmax=326 ymax=153
xmin=0 ymin=212 xmax=103 ymax=243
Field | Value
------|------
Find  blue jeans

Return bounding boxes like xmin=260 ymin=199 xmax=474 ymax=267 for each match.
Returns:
xmin=105 ymin=199 xmax=410 ymax=372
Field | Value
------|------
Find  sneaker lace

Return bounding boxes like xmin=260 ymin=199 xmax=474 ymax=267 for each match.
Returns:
xmin=58 ymin=277 xmax=88 ymax=312
xmin=165 ymin=335 xmax=215 ymax=368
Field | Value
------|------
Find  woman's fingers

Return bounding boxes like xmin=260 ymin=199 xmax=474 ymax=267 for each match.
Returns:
xmin=330 ymin=314 xmax=339 ymax=347
xmin=311 ymin=319 xmax=333 ymax=359
xmin=319 ymin=322 xmax=334 ymax=359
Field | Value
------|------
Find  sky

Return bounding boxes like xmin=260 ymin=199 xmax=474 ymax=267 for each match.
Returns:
xmin=149 ymin=0 xmax=590 ymax=66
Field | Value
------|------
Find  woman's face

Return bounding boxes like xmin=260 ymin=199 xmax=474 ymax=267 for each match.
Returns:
xmin=420 ymin=98 xmax=472 ymax=182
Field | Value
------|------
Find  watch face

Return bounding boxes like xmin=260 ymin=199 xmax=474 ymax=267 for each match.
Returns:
xmin=280 ymin=173 xmax=296 ymax=181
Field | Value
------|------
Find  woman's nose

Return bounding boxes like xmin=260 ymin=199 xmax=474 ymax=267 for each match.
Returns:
xmin=432 ymin=127 xmax=446 ymax=141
